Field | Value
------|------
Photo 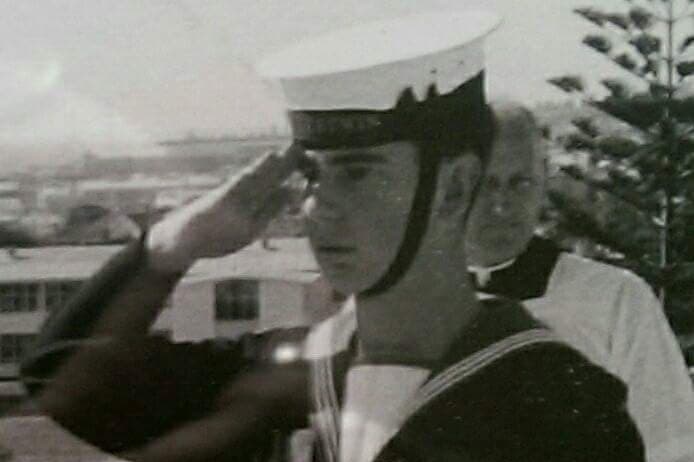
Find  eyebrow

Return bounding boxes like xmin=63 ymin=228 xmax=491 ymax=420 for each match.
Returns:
xmin=326 ymin=153 xmax=388 ymax=165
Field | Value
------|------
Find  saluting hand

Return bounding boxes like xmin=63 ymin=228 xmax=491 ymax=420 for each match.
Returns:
xmin=147 ymin=143 xmax=303 ymax=273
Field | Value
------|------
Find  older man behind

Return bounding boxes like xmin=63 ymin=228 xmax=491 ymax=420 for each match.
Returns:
xmin=466 ymin=101 xmax=694 ymax=462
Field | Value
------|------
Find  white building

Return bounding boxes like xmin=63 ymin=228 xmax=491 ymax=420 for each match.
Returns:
xmin=75 ymin=175 xmax=222 ymax=215
xmin=0 ymin=181 xmax=24 ymax=224
xmin=35 ymin=175 xmax=222 ymax=217
xmin=0 ymin=238 xmax=336 ymax=378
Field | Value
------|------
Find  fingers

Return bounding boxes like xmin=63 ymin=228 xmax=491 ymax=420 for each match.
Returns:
xmin=146 ymin=144 xmax=304 ymax=263
xmin=251 ymin=185 xmax=293 ymax=223
xmin=282 ymin=141 xmax=306 ymax=168
xmin=258 ymin=142 xmax=305 ymax=179
xmin=191 ymin=184 xmax=292 ymax=258
xmin=220 ymin=143 xmax=304 ymax=202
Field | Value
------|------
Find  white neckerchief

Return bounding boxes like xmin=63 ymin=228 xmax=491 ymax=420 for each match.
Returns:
xmin=302 ymin=297 xmax=430 ymax=462
xmin=339 ymin=365 xmax=429 ymax=462
xmin=468 ymin=258 xmax=516 ymax=287
xmin=311 ymin=298 xmax=429 ymax=462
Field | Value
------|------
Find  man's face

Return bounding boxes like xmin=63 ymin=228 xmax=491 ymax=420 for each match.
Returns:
xmin=302 ymin=142 xmax=419 ymax=295
xmin=466 ymin=124 xmax=545 ymax=267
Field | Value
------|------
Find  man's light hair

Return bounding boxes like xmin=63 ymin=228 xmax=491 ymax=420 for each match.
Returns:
xmin=488 ymin=100 xmax=547 ymax=174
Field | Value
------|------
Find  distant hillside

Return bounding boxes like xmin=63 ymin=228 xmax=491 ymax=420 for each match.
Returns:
xmin=30 ymin=136 xmax=291 ymax=179
xmin=0 ymin=140 xmax=167 ymax=175
xmin=0 ymin=135 xmax=290 ymax=176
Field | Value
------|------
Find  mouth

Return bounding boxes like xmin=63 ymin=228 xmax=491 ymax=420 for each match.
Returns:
xmin=316 ymin=245 xmax=356 ymax=255
xmin=315 ymin=246 xmax=356 ymax=274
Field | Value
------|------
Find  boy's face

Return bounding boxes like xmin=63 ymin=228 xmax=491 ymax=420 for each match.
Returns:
xmin=302 ymin=141 xmax=420 ymax=295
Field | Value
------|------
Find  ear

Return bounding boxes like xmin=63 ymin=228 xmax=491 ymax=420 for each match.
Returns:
xmin=437 ymin=155 xmax=481 ymax=220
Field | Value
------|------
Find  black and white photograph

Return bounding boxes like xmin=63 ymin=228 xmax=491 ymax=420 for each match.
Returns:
xmin=1 ymin=1 xmax=694 ymax=461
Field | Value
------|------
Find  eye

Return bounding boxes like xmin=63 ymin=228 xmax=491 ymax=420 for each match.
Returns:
xmin=481 ymin=177 xmax=500 ymax=193
xmin=298 ymin=155 xmax=319 ymax=184
xmin=341 ymin=165 xmax=371 ymax=182
xmin=510 ymin=177 xmax=535 ymax=191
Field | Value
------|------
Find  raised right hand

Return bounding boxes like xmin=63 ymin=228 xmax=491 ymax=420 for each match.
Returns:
xmin=146 ymin=143 xmax=303 ymax=273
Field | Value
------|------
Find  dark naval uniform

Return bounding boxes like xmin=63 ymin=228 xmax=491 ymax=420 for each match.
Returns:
xmin=20 ymin=239 xmax=645 ymax=462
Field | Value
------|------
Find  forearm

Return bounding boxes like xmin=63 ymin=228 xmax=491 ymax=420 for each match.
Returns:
xmin=21 ymin=233 xmax=184 ymax=387
xmin=16 ymin=148 xmax=308 ymax=458
xmin=24 ymin=145 xmax=300 ymax=362
xmin=18 ymin=232 xmax=257 ymax=454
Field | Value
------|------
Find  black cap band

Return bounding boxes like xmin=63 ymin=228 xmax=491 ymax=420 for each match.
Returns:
xmin=290 ymin=72 xmax=487 ymax=152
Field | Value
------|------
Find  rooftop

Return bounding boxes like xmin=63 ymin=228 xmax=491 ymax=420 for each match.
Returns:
xmin=158 ymin=135 xmax=289 ymax=147
xmin=78 ymin=175 xmax=221 ymax=191
xmin=0 ymin=238 xmax=319 ymax=284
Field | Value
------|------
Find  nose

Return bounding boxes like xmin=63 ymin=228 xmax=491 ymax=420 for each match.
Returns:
xmin=487 ymin=187 xmax=513 ymax=216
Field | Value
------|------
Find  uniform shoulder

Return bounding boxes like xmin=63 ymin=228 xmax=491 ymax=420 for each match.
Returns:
xmin=552 ymin=252 xmax=653 ymax=296
xmin=401 ymin=341 xmax=644 ymax=462
xmin=432 ymin=298 xmax=549 ymax=370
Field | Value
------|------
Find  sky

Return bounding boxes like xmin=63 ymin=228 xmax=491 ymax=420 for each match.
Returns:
xmin=0 ymin=0 xmax=666 ymax=167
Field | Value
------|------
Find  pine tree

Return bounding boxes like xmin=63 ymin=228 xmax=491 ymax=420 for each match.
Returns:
xmin=546 ymin=0 xmax=694 ymax=333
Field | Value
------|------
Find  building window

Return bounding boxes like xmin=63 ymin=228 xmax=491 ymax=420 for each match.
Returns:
xmin=0 ymin=334 xmax=36 ymax=364
xmin=0 ymin=284 xmax=39 ymax=313
xmin=45 ymin=281 xmax=82 ymax=312
xmin=215 ymin=280 xmax=259 ymax=320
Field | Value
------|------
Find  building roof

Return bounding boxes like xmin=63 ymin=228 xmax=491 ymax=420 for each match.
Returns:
xmin=78 ymin=175 xmax=221 ymax=192
xmin=0 ymin=238 xmax=320 ymax=284
xmin=189 ymin=239 xmax=320 ymax=284
xmin=158 ymin=135 xmax=289 ymax=147
xmin=0 ymin=181 xmax=19 ymax=193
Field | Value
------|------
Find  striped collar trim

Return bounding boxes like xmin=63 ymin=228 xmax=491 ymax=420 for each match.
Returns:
xmin=305 ymin=298 xmax=358 ymax=462
xmin=310 ymin=356 xmax=341 ymax=462
xmin=402 ymin=328 xmax=560 ymax=422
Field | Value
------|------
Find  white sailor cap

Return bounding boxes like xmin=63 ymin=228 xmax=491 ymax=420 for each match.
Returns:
xmin=257 ymin=10 xmax=501 ymax=150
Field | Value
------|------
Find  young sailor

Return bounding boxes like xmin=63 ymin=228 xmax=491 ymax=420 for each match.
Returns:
xmin=21 ymin=10 xmax=644 ymax=462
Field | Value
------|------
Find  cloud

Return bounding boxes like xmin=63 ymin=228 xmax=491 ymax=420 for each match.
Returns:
xmin=0 ymin=57 xmax=63 ymax=126
xmin=0 ymin=56 xmax=164 ymax=168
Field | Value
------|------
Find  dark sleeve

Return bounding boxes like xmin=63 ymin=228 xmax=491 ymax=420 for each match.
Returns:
xmin=402 ymin=344 xmax=645 ymax=462
xmin=18 ymin=237 xmax=311 ymax=455
xmin=20 ymin=235 xmax=182 ymax=394
xmin=38 ymin=337 xmax=249 ymax=453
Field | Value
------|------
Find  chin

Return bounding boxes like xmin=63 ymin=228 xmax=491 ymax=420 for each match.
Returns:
xmin=478 ymin=243 xmax=518 ymax=266
xmin=325 ymin=280 xmax=360 ymax=297
xmin=497 ymin=247 xmax=524 ymax=262
xmin=321 ymin=269 xmax=372 ymax=296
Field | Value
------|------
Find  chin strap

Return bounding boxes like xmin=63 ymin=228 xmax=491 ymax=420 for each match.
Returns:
xmin=355 ymin=76 xmax=494 ymax=298
xmin=360 ymin=144 xmax=441 ymax=297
